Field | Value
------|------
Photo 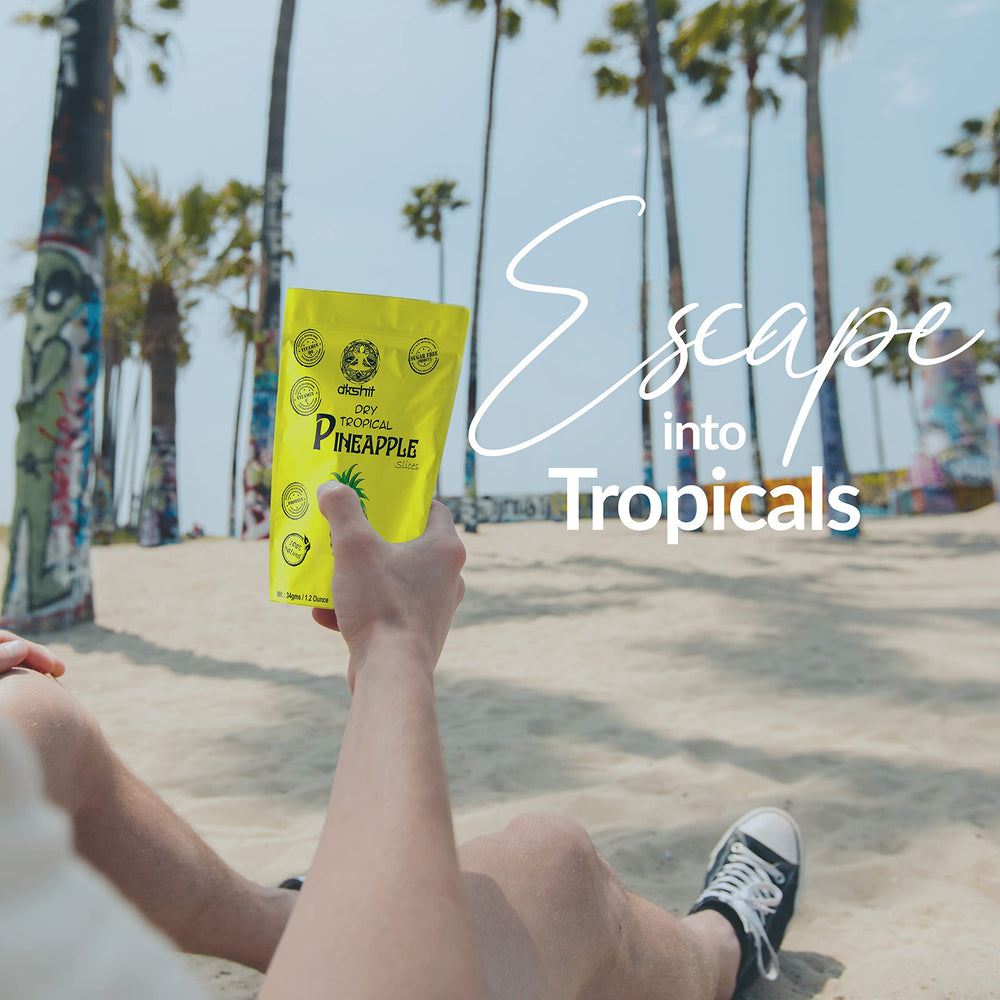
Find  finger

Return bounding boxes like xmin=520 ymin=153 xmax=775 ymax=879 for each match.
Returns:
xmin=311 ymin=607 xmax=341 ymax=632
xmin=0 ymin=639 xmax=29 ymax=672
xmin=1 ymin=631 xmax=67 ymax=677
xmin=317 ymin=482 xmax=374 ymax=558
xmin=22 ymin=641 xmax=66 ymax=677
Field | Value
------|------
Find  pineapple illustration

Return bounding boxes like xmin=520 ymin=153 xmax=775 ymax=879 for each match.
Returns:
xmin=332 ymin=464 xmax=369 ymax=516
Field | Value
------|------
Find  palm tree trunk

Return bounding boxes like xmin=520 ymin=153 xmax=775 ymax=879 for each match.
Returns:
xmin=230 ymin=326 xmax=251 ymax=537
xmin=463 ymin=0 xmax=503 ymax=534
xmin=995 ymin=165 xmax=999 ymax=332
xmin=743 ymin=94 xmax=767 ymax=514
xmin=435 ymin=231 xmax=446 ymax=500
xmin=868 ymin=371 xmax=886 ymax=471
xmin=139 ymin=281 xmax=181 ymax=547
xmin=640 ymin=102 xmax=653 ymax=490
xmin=116 ymin=359 xmax=145 ymax=526
xmin=642 ymin=0 xmax=697 ymax=517
xmin=805 ymin=0 xmax=854 ymax=532
xmin=906 ymin=369 xmax=921 ymax=438
xmin=438 ymin=231 xmax=446 ymax=306
xmin=244 ymin=0 xmax=296 ymax=541
xmin=95 ymin=331 xmax=121 ymax=543
xmin=95 ymin=27 xmax=119 ymax=543
xmin=2 ymin=0 xmax=113 ymax=632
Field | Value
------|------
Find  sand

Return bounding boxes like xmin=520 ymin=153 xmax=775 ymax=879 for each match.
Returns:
xmin=3 ymin=506 xmax=999 ymax=999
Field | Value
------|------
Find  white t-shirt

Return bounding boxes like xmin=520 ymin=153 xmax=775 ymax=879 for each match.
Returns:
xmin=0 ymin=718 xmax=208 ymax=1000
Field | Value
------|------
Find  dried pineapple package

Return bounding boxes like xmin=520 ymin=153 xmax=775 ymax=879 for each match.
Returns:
xmin=269 ymin=288 xmax=469 ymax=607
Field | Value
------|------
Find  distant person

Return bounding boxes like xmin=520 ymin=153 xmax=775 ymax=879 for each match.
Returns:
xmin=0 ymin=482 xmax=800 ymax=1000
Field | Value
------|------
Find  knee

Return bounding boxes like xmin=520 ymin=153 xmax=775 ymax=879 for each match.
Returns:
xmin=501 ymin=813 xmax=627 ymax=925
xmin=503 ymin=813 xmax=599 ymax=872
xmin=0 ymin=668 xmax=106 ymax=812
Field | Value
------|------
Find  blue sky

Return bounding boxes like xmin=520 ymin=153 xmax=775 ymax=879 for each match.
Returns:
xmin=1 ymin=0 xmax=997 ymax=534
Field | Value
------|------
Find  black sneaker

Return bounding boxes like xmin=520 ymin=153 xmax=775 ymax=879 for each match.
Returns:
xmin=688 ymin=808 xmax=802 ymax=996
xmin=278 ymin=875 xmax=305 ymax=891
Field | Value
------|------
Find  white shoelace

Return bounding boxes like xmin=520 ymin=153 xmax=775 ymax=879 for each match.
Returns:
xmin=696 ymin=840 xmax=786 ymax=981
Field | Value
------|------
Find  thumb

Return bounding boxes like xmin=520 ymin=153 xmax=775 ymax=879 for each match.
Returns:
xmin=317 ymin=481 xmax=373 ymax=554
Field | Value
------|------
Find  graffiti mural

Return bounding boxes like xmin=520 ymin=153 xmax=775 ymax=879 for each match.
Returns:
xmin=138 ymin=426 xmax=179 ymax=547
xmin=2 ymin=0 xmax=112 ymax=632
xmin=986 ymin=418 xmax=1000 ymax=503
xmin=244 ymin=366 xmax=278 ymax=539
xmin=243 ymin=0 xmax=296 ymax=541
xmin=907 ymin=328 xmax=992 ymax=512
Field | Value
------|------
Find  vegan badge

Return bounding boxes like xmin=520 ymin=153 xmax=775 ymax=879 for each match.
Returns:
xmin=294 ymin=328 xmax=325 ymax=367
xmin=290 ymin=377 xmax=321 ymax=415
xmin=281 ymin=533 xmax=311 ymax=566
xmin=281 ymin=482 xmax=309 ymax=519
xmin=341 ymin=340 xmax=379 ymax=384
xmin=408 ymin=337 xmax=439 ymax=375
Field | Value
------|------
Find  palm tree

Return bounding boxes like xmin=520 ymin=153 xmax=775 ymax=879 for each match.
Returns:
xmin=402 ymin=178 xmax=467 ymax=500
xmin=433 ymin=0 xmax=559 ymax=532
xmin=215 ymin=181 xmax=264 ymax=538
xmin=585 ymin=3 xmax=656 ymax=488
xmin=125 ymin=170 xmax=224 ymax=547
xmin=100 ymin=191 xmax=146 ymax=534
xmin=942 ymin=109 xmax=1000 ymax=330
xmin=803 ymin=0 xmax=858 ymax=525
xmin=861 ymin=254 xmax=953 ymax=435
xmin=403 ymin=179 xmax=468 ymax=305
xmin=243 ymin=0 xmax=296 ymax=542
xmin=16 ymin=0 xmax=182 ymax=537
xmin=642 ymin=0 xmax=716 ymax=512
xmin=676 ymin=0 xmax=799 ymax=512
xmin=2 ymin=0 xmax=114 ymax=632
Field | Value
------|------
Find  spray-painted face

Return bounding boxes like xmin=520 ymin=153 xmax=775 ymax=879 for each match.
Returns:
xmin=25 ymin=247 xmax=90 ymax=354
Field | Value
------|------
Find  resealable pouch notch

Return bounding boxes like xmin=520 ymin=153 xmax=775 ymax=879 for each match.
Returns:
xmin=269 ymin=288 xmax=469 ymax=607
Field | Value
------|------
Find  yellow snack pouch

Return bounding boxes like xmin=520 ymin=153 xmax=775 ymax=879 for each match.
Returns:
xmin=269 ymin=288 xmax=469 ymax=607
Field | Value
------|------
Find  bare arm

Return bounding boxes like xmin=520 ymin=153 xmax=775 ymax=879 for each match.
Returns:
xmin=259 ymin=484 xmax=485 ymax=1000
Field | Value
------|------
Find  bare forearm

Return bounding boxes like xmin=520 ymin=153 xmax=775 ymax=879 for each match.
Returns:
xmin=261 ymin=638 xmax=484 ymax=1000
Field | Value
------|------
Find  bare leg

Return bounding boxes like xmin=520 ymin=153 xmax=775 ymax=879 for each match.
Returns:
xmin=458 ymin=813 xmax=741 ymax=1000
xmin=0 ymin=668 xmax=294 ymax=972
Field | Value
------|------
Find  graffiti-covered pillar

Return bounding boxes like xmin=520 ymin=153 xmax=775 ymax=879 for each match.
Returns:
xmin=2 ymin=0 xmax=113 ymax=632
xmin=909 ymin=327 xmax=992 ymax=511
xmin=243 ymin=0 xmax=297 ymax=540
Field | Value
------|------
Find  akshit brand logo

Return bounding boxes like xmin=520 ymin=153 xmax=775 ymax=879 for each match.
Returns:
xmin=341 ymin=340 xmax=379 ymax=383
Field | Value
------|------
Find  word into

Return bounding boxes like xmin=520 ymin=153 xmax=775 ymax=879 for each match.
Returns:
xmin=662 ymin=411 xmax=746 ymax=451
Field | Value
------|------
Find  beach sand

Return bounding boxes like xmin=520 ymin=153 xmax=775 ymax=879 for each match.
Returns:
xmin=4 ymin=506 xmax=999 ymax=999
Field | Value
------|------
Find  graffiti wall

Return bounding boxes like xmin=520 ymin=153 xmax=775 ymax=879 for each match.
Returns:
xmin=2 ymin=0 xmax=112 ymax=632
xmin=441 ymin=494 xmax=584 ymax=525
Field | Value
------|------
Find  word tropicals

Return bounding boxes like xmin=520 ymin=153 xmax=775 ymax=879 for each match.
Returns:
xmin=470 ymin=196 xmax=985 ymax=540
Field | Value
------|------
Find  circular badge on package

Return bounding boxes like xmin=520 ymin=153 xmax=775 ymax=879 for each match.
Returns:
xmin=281 ymin=482 xmax=309 ymax=520
xmin=290 ymin=377 xmax=321 ymax=415
xmin=341 ymin=340 xmax=380 ymax=384
xmin=294 ymin=329 xmax=325 ymax=367
xmin=408 ymin=337 xmax=439 ymax=375
xmin=281 ymin=533 xmax=311 ymax=566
